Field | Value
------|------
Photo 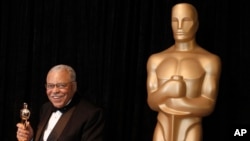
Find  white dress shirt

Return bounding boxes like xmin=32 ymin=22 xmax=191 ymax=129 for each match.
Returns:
xmin=43 ymin=110 xmax=63 ymax=141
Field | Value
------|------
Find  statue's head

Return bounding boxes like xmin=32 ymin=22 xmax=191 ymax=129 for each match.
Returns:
xmin=171 ymin=3 xmax=199 ymax=42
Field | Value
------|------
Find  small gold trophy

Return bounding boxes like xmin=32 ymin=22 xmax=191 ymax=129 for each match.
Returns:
xmin=20 ymin=102 xmax=31 ymax=128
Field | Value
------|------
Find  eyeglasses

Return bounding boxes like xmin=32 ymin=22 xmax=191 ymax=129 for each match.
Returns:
xmin=45 ymin=81 xmax=74 ymax=89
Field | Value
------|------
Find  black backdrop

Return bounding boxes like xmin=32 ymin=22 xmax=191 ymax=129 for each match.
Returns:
xmin=0 ymin=0 xmax=247 ymax=140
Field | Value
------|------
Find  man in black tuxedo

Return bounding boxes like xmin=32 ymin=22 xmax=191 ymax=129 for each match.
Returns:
xmin=16 ymin=64 xmax=104 ymax=141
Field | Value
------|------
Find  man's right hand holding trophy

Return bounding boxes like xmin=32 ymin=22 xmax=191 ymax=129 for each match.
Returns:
xmin=16 ymin=103 xmax=34 ymax=141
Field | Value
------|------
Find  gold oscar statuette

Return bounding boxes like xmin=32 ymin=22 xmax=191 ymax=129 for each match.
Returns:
xmin=20 ymin=102 xmax=31 ymax=128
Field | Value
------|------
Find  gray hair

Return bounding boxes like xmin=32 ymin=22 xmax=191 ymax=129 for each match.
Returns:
xmin=49 ymin=64 xmax=76 ymax=81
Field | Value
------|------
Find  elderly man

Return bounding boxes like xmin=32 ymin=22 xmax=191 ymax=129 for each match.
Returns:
xmin=17 ymin=64 xmax=104 ymax=141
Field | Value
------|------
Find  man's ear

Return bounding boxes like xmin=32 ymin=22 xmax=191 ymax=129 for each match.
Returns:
xmin=73 ymin=82 xmax=77 ymax=93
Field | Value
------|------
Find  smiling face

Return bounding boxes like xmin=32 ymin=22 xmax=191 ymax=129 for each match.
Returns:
xmin=171 ymin=3 xmax=198 ymax=42
xmin=46 ymin=67 xmax=77 ymax=108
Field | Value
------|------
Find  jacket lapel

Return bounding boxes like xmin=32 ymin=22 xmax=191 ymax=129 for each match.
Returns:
xmin=46 ymin=106 xmax=76 ymax=141
xmin=35 ymin=106 xmax=53 ymax=141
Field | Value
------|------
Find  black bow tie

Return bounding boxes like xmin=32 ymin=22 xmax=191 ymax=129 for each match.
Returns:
xmin=53 ymin=106 xmax=71 ymax=113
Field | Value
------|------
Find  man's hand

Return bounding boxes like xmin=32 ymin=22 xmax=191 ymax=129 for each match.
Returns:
xmin=16 ymin=121 xmax=34 ymax=141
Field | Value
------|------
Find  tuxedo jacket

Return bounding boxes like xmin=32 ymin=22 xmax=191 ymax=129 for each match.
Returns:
xmin=34 ymin=94 xmax=104 ymax=141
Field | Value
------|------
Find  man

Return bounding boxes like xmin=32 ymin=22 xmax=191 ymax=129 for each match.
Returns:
xmin=16 ymin=64 xmax=104 ymax=141
xmin=147 ymin=3 xmax=221 ymax=141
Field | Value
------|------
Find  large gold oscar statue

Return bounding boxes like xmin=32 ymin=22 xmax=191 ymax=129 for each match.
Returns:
xmin=147 ymin=3 xmax=221 ymax=141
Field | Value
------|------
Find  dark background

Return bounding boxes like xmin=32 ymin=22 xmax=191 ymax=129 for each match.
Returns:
xmin=0 ymin=0 xmax=247 ymax=140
